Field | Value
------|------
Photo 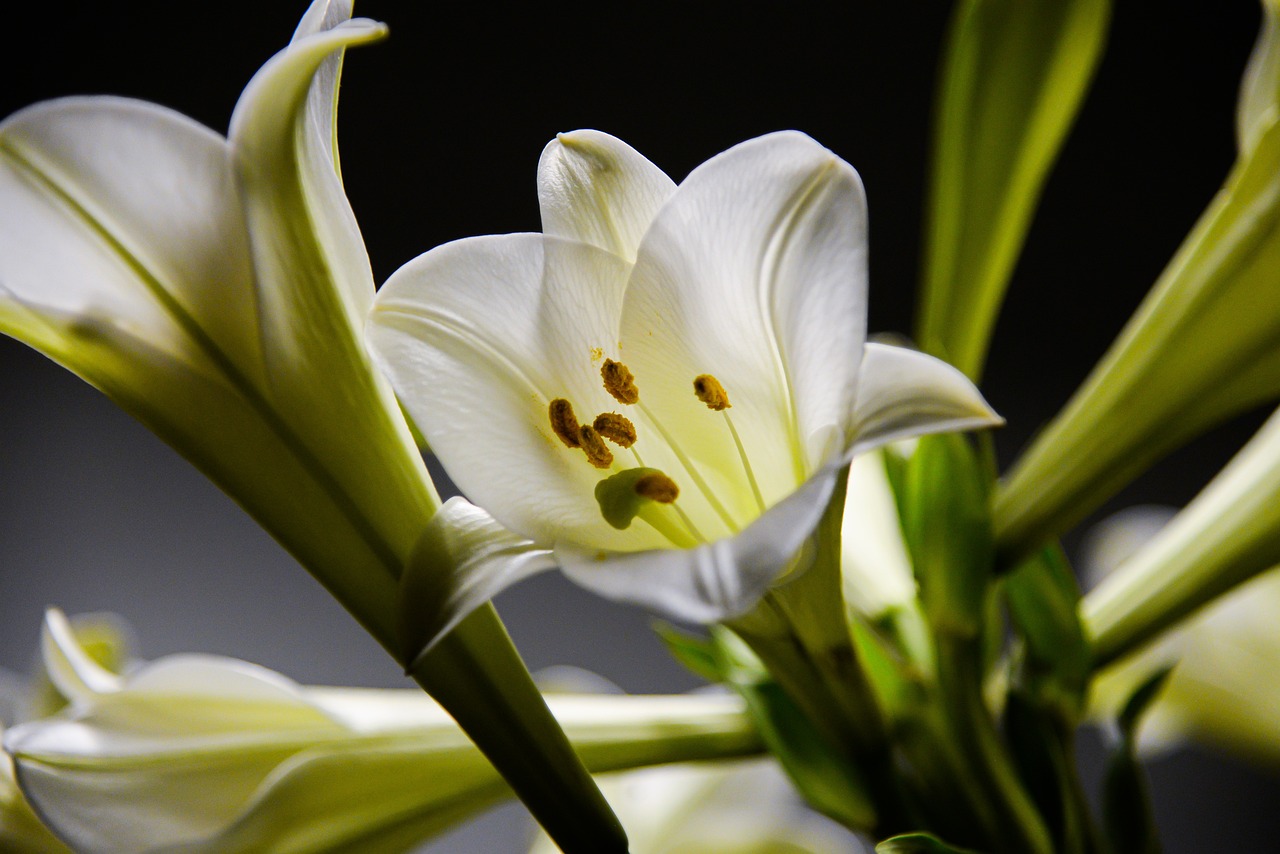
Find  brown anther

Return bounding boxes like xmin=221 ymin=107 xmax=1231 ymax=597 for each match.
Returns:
xmin=693 ymin=374 xmax=731 ymax=410
xmin=578 ymin=425 xmax=615 ymax=469
xmin=634 ymin=472 xmax=679 ymax=504
xmin=601 ymin=359 xmax=640 ymax=405
xmin=548 ymin=398 xmax=582 ymax=448
xmin=592 ymin=412 xmax=637 ymax=448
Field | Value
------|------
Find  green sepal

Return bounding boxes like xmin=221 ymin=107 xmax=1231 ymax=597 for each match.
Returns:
xmin=1102 ymin=667 xmax=1173 ymax=854
xmin=709 ymin=629 xmax=878 ymax=833
xmin=917 ymin=0 xmax=1111 ymax=380
xmin=409 ymin=604 xmax=628 ymax=854
xmin=901 ymin=434 xmax=994 ymax=637
xmin=876 ymin=832 xmax=985 ymax=854
xmin=653 ymin=621 xmax=723 ymax=684
xmin=1005 ymin=544 xmax=1091 ymax=723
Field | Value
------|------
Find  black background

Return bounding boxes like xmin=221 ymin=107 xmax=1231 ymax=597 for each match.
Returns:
xmin=1 ymin=2 xmax=1277 ymax=851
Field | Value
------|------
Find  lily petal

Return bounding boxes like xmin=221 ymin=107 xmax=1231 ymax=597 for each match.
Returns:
xmin=848 ymin=341 xmax=1002 ymax=457
xmin=558 ymin=466 xmax=838 ymax=623
xmin=622 ymin=131 xmax=869 ymax=498
xmin=841 ymin=450 xmax=918 ymax=618
xmin=228 ymin=15 xmax=440 ymax=588
xmin=400 ymin=497 xmax=558 ymax=661
xmin=369 ymin=233 xmax=664 ymax=551
xmin=537 ymin=130 xmax=676 ymax=263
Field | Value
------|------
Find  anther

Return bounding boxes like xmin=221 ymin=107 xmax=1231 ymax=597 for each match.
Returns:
xmin=592 ymin=412 xmax=637 ymax=448
xmin=578 ymin=424 xmax=615 ymax=469
xmin=601 ymin=359 xmax=639 ymax=405
xmin=693 ymin=374 xmax=731 ymax=410
xmin=634 ymin=472 xmax=679 ymax=504
xmin=548 ymin=398 xmax=582 ymax=448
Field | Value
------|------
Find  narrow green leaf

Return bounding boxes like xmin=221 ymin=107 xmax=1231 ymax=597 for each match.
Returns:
xmin=877 ymin=832 xmax=984 ymax=854
xmin=918 ymin=0 xmax=1111 ymax=380
xmin=998 ymin=2 xmax=1280 ymax=559
xmin=1102 ymin=668 xmax=1172 ymax=854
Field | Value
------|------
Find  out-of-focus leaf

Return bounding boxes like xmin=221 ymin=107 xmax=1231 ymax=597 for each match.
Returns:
xmin=1005 ymin=545 xmax=1090 ymax=721
xmin=876 ymin=832 xmax=983 ymax=854
xmin=918 ymin=0 xmax=1110 ymax=380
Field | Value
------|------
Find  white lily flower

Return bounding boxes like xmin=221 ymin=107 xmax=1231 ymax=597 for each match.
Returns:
xmin=528 ymin=759 xmax=863 ymax=854
xmin=370 ymin=130 xmax=998 ymax=636
xmin=0 ymin=0 xmax=437 ymax=649
xmin=5 ymin=610 xmax=761 ymax=854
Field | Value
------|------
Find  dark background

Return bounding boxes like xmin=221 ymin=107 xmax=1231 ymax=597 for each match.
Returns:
xmin=1 ymin=1 xmax=1276 ymax=851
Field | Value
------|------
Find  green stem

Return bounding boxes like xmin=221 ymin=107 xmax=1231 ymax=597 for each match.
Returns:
xmin=935 ymin=635 xmax=1053 ymax=854
xmin=409 ymin=604 xmax=628 ymax=854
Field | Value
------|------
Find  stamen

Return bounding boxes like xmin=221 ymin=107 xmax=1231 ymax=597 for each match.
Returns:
xmin=601 ymin=359 xmax=639 ymax=405
xmin=693 ymin=375 xmax=765 ymax=513
xmin=722 ymin=411 xmax=767 ymax=514
xmin=693 ymin=374 xmax=731 ymax=410
xmin=634 ymin=471 xmax=679 ymax=503
xmin=637 ymin=401 xmax=741 ymax=533
xmin=593 ymin=412 xmax=637 ymax=447
xmin=548 ymin=398 xmax=581 ymax=448
xmin=578 ymin=424 xmax=614 ymax=469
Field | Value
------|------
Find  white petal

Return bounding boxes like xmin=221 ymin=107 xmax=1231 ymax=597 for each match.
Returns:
xmin=0 ymin=97 xmax=261 ymax=384
xmin=538 ymin=130 xmax=676 ymax=263
xmin=399 ymin=498 xmax=558 ymax=663
xmin=848 ymin=342 xmax=1001 ymax=457
xmin=841 ymin=452 xmax=917 ymax=617
xmin=39 ymin=610 xmax=122 ymax=708
xmin=370 ymin=233 xmax=665 ymax=551
xmin=558 ymin=465 xmax=839 ymax=623
xmin=292 ymin=0 xmax=354 ymax=41
xmin=227 ymin=15 xmax=440 ymax=600
xmin=230 ymin=14 xmax=381 ymax=345
xmin=621 ymin=131 xmax=869 ymax=506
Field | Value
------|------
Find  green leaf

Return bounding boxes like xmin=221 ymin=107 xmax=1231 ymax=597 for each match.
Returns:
xmin=917 ymin=0 xmax=1110 ymax=380
xmin=1005 ymin=544 xmax=1091 ymax=721
xmin=1102 ymin=668 xmax=1172 ymax=854
xmin=876 ymin=832 xmax=985 ymax=854
xmin=901 ymin=435 xmax=994 ymax=637
xmin=998 ymin=2 xmax=1280 ymax=559
xmin=1083 ymin=408 xmax=1280 ymax=665
xmin=654 ymin=622 xmax=723 ymax=684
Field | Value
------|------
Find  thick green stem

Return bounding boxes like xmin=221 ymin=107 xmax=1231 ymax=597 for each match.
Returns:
xmin=409 ymin=604 xmax=628 ymax=854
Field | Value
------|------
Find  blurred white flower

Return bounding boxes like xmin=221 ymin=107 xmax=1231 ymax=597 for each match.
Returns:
xmin=528 ymin=759 xmax=864 ymax=854
xmin=5 ymin=611 xmax=761 ymax=854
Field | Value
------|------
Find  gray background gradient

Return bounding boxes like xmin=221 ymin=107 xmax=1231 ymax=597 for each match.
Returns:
xmin=2 ymin=2 xmax=1278 ymax=851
